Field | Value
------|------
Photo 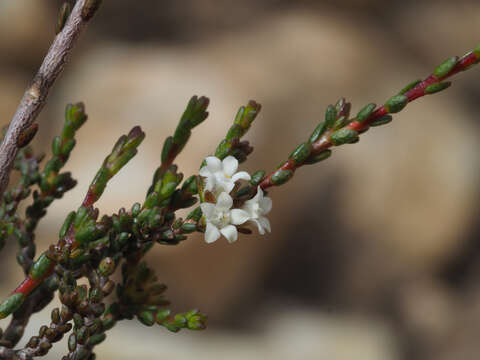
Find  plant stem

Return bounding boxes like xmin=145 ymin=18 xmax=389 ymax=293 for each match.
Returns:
xmin=259 ymin=50 xmax=480 ymax=190
xmin=0 ymin=0 xmax=101 ymax=198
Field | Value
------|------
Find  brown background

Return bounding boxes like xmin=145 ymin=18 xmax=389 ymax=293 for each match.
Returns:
xmin=1 ymin=1 xmax=480 ymax=359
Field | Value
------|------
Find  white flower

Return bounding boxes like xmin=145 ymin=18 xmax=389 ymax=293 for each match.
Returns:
xmin=242 ymin=186 xmax=272 ymax=235
xmin=199 ymin=156 xmax=251 ymax=194
xmin=201 ymin=192 xmax=250 ymax=244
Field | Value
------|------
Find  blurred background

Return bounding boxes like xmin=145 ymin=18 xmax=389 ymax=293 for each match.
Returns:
xmin=1 ymin=1 xmax=480 ymax=359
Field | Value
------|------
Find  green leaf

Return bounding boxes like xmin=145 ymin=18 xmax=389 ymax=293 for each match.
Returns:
xmin=250 ymin=171 xmax=265 ymax=186
xmin=384 ymin=95 xmax=408 ymax=114
xmin=370 ymin=115 xmax=393 ymax=127
xmin=0 ymin=293 xmax=25 ymax=319
xmin=356 ymin=103 xmax=376 ymax=123
xmin=399 ymin=79 xmax=421 ymax=95
xmin=433 ymin=56 xmax=458 ymax=78
xmin=29 ymin=253 xmax=53 ymax=280
xmin=304 ymin=150 xmax=332 ymax=165
xmin=309 ymin=122 xmax=327 ymax=143
xmin=425 ymin=82 xmax=451 ymax=94
xmin=271 ymin=169 xmax=294 ymax=185
xmin=289 ymin=142 xmax=313 ymax=165
xmin=330 ymin=128 xmax=359 ymax=145
xmin=324 ymin=105 xmax=337 ymax=128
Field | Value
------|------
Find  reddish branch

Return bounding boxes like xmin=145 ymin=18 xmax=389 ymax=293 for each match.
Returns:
xmin=0 ymin=0 xmax=101 ymax=198
xmin=259 ymin=50 xmax=480 ymax=190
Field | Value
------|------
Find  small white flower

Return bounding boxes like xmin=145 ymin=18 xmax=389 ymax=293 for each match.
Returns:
xmin=242 ymin=186 xmax=272 ymax=235
xmin=199 ymin=156 xmax=251 ymax=194
xmin=201 ymin=192 xmax=250 ymax=244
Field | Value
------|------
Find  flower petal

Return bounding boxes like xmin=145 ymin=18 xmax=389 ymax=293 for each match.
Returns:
xmin=232 ymin=171 xmax=251 ymax=182
xmin=258 ymin=216 xmax=271 ymax=233
xmin=216 ymin=192 xmax=233 ymax=210
xmin=252 ymin=219 xmax=265 ymax=235
xmin=220 ymin=225 xmax=238 ymax=243
xmin=205 ymin=222 xmax=221 ymax=244
xmin=200 ymin=203 xmax=215 ymax=219
xmin=242 ymin=198 xmax=254 ymax=212
xmin=230 ymin=209 xmax=250 ymax=225
xmin=260 ymin=197 xmax=272 ymax=214
xmin=222 ymin=156 xmax=238 ymax=177
xmin=199 ymin=166 xmax=211 ymax=177
xmin=255 ymin=186 xmax=264 ymax=200
xmin=205 ymin=156 xmax=222 ymax=173
xmin=203 ymin=176 xmax=215 ymax=192
xmin=221 ymin=180 xmax=235 ymax=194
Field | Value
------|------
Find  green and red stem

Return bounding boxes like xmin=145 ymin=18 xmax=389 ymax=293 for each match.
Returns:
xmin=1 ymin=127 xmax=145 ymax=319
xmin=0 ymin=254 xmax=55 ymax=319
xmin=259 ymin=49 xmax=480 ymax=190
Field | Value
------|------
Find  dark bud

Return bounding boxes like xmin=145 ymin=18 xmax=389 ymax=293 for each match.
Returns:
xmin=98 ymin=257 xmax=115 ymax=277
xmin=56 ymin=2 xmax=72 ymax=34
xmin=17 ymin=124 xmax=38 ymax=148
xmin=82 ymin=0 xmax=102 ymax=21
xmin=51 ymin=308 xmax=61 ymax=324
xmin=237 ymin=227 xmax=253 ymax=234
xmin=68 ymin=333 xmax=77 ymax=352
xmin=39 ymin=325 xmax=48 ymax=337
xmin=26 ymin=336 xmax=40 ymax=348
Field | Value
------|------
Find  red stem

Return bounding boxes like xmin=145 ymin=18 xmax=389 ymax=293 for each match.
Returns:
xmin=81 ymin=190 xmax=96 ymax=208
xmin=12 ymin=262 xmax=55 ymax=296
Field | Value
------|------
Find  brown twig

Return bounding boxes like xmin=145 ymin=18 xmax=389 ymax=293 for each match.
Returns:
xmin=0 ymin=0 xmax=102 ymax=197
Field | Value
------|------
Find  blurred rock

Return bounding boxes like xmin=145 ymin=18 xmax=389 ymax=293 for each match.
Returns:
xmin=0 ymin=1 xmax=55 ymax=69
xmin=393 ymin=2 xmax=480 ymax=63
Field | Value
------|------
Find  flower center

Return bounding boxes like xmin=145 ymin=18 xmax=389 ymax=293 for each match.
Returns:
xmin=211 ymin=209 xmax=230 ymax=228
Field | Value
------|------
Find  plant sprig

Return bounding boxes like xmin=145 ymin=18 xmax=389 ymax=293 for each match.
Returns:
xmin=257 ymin=45 xmax=480 ymax=190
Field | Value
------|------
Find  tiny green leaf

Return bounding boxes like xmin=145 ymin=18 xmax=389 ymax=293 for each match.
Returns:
xmin=330 ymin=128 xmax=358 ymax=145
xmin=425 ymin=82 xmax=451 ymax=95
xmin=309 ymin=122 xmax=327 ymax=143
xmin=370 ymin=115 xmax=393 ymax=127
xmin=384 ymin=95 xmax=408 ymax=113
xmin=356 ymin=103 xmax=376 ymax=123
xmin=304 ymin=150 xmax=332 ymax=165
xmin=289 ymin=142 xmax=313 ymax=165
xmin=161 ymin=137 xmax=174 ymax=164
xmin=399 ymin=79 xmax=421 ymax=95
xmin=181 ymin=223 xmax=197 ymax=233
xmin=0 ymin=293 xmax=25 ymax=319
xmin=59 ymin=211 xmax=75 ymax=238
xmin=87 ymin=333 xmax=106 ymax=346
xmin=271 ymin=169 xmax=294 ymax=185
xmin=138 ymin=311 xmax=156 ymax=327
xmin=29 ymin=253 xmax=53 ymax=280
xmin=325 ymin=105 xmax=337 ymax=128
xmin=433 ymin=56 xmax=458 ymax=78
xmin=250 ymin=171 xmax=266 ymax=186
